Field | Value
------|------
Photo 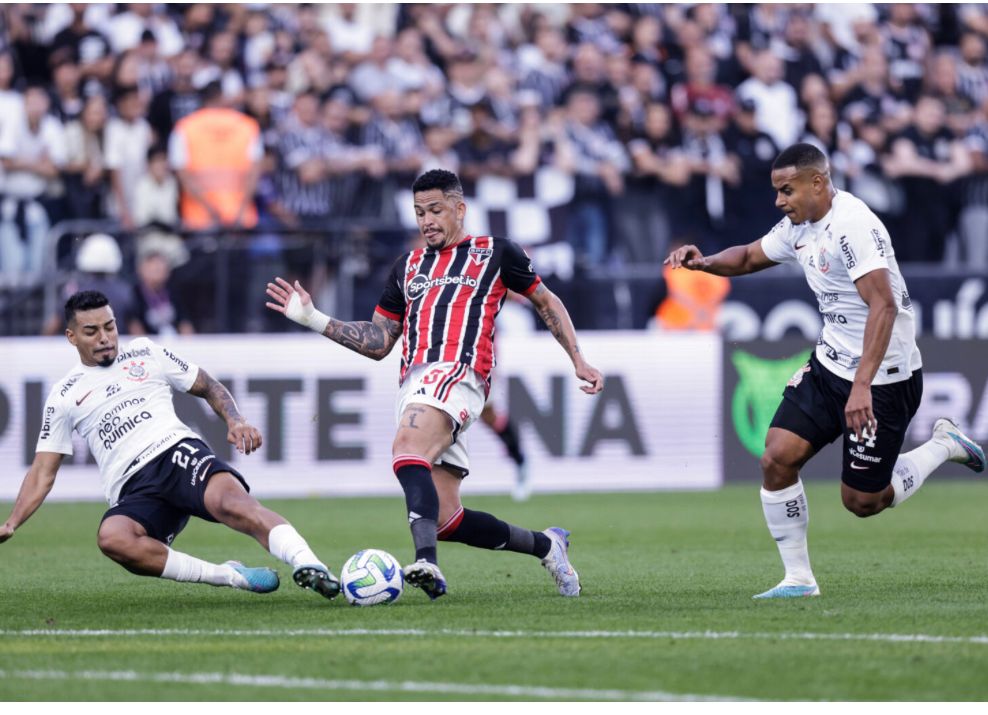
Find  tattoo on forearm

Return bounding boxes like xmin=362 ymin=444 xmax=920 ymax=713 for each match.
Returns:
xmin=537 ymin=304 xmax=577 ymax=354
xmin=325 ymin=317 xmax=402 ymax=360
xmin=190 ymin=369 xmax=243 ymax=423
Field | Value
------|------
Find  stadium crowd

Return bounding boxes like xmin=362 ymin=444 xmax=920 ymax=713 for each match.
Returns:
xmin=1 ymin=3 xmax=988 ymax=333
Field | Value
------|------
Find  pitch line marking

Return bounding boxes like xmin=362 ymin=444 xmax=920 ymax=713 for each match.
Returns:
xmin=0 ymin=668 xmax=743 ymax=702
xmin=3 ymin=628 xmax=988 ymax=645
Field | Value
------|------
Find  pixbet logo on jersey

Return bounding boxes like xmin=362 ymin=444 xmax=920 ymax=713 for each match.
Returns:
xmin=405 ymin=273 xmax=478 ymax=302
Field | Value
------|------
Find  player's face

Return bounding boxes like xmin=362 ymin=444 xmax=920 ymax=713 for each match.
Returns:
xmin=66 ymin=306 xmax=119 ymax=368
xmin=771 ymin=166 xmax=829 ymax=225
xmin=413 ymin=189 xmax=465 ymax=249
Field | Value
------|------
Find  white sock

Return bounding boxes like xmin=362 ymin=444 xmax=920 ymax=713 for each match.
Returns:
xmin=760 ymin=480 xmax=815 ymax=586
xmin=268 ymin=523 xmax=323 ymax=569
xmin=890 ymin=437 xmax=951 ymax=507
xmin=161 ymin=547 xmax=236 ymax=587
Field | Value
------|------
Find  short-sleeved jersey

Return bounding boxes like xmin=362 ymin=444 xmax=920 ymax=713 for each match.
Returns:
xmin=375 ymin=235 xmax=540 ymax=387
xmin=760 ymin=190 xmax=922 ymax=385
xmin=36 ymin=337 xmax=202 ymax=505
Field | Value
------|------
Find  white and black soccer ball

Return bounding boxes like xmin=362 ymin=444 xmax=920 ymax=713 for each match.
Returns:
xmin=341 ymin=549 xmax=404 ymax=606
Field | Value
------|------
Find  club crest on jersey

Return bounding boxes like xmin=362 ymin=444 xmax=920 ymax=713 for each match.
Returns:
xmin=122 ymin=360 xmax=149 ymax=382
xmin=818 ymin=247 xmax=831 ymax=274
xmin=468 ymin=246 xmax=492 ymax=266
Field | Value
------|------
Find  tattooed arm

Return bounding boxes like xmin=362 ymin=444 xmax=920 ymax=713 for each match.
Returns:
xmin=188 ymin=368 xmax=263 ymax=454
xmin=526 ymin=283 xmax=604 ymax=395
xmin=322 ymin=312 xmax=402 ymax=361
xmin=265 ymin=277 xmax=402 ymax=360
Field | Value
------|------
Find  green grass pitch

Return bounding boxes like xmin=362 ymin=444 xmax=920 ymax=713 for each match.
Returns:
xmin=1 ymin=482 xmax=986 ymax=701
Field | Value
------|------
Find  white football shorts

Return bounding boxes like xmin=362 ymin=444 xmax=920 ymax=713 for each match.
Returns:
xmin=395 ymin=361 xmax=487 ymax=476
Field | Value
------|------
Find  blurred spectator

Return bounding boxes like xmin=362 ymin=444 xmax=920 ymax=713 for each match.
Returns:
xmin=388 ymin=27 xmax=446 ymax=98
xmin=350 ymin=36 xmax=404 ymax=104
xmin=679 ymin=100 xmax=736 ymax=247
xmin=360 ymin=89 xmax=425 ymax=220
xmin=960 ymin=116 xmax=988 ymax=269
xmin=105 ymin=85 xmax=152 ymax=230
xmin=49 ymin=52 xmax=83 ymax=123
xmin=926 ymin=52 xmax=979 ymax=136
xmin=618 ymin=102 xmax=689 ymax=264
xmin=454 ymin=101 xmax=513 ymax=182
xmin=956 ymin=32 xmax=988 ymax=109
xmin=518 ymin=26 xmax=571 ymax=110
xmin=564 ymin=43 xmax=619 ymax=124
xmin=51 ymin=3 xmax=114 ymax=93
xmin=168 ymin=81 xmax=262 ymax=230
xmin=882 ymin=3 xmax=931 ymax=103
xmin=0 ymin=85 xmax=66 ymax=282
xmin=669 ymin=46 xmax=734 ymax=124
xmin=840 ymin=44 xmax=912 ymax=135
xmin=62 ymin=94 xmax=109 ymax=220
xmin=883 ymin=95 xmax=972 ymax=262
xmin=196 ymin=30 xmax=246 ymax=106
xmin=43 ymin=232 xmax=133 ymax=335
xmin=0 ymin=51 xmax=25 ymax=138
xmin=127 ymin=250 xmax=194 ymax=336
xmin=736 ymin=48 xmax=801 ymax=151
xmin=273 ymin=92 xmax=334 ymax=228
xmin=322 ymin=4 xmax=378 ymax=65
xmin=147 ymin=49 xmax=202 ymax=140
xmin=106 ymin=3 xmax=184 ymax=58
xmin=132 ymin=144 xmax=187 ymax=269
xmin=563 ymin=86 xmax=629 ymax=266
xmin=723 ymin=98 xmax=779 ymax=240
xmin=778 ymin=10 xmax=825 ymax=93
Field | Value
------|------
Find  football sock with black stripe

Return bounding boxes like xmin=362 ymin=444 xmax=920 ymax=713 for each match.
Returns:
xmin=440 ymin=508 xmax=551 ymax=558
xmin=394 ymin=461 xmax=439 ymax=564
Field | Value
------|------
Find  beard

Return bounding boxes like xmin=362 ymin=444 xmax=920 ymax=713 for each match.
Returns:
xmin=96 ymin=354 xmax=114 ymax=367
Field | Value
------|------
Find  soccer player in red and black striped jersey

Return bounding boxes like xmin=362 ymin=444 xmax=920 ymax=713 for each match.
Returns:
xmin=266 ymin=169 xmax=603 ymax=600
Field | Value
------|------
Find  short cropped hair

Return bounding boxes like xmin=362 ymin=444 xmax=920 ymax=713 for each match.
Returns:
xmin=773 ymin=143 xmax=828 ymax=173
xmin=412 ymin=169 xmax=463 ymax=198
xmin=65 ymin=290 xmax=110 ymax=325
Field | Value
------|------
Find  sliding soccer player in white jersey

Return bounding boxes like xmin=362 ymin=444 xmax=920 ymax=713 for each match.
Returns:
xmin=0 ymin=290 xmax=340 ymax=600
xmin=267 ymin=169 xmax=604 ymax=600
xmin=665 ymin=142 xmax=985 ymax=599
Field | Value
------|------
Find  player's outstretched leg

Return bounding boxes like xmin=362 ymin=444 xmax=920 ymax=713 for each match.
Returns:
xmin=438 ymin=507 xmax=580 ymax=596
xmin=205 ymin=473 xmax=340 ymax=600
xmin=97 ymin=516 xmax=281 ymax=593
xmin=754 ymin=478 xmax=819 ymax=600
xmin=890 ymin=418 xmax=986 ymax=507
xmin=393 ymin=455 xmax=447 ymax=599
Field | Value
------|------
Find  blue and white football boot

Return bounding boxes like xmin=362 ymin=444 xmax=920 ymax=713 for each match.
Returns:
xmin=293 ymin=564 xmax=341 ymax=600
xmin=933 ymin=418 xmax=986 ymax=473
xmin=541 ymin=527 xmax=581 ymax=597
xmin=403 ymin=559 xmax=447 ymax=600
xmin=753 ymin=582 xmax=820 ymax=599
xmin=225 ymin=561 xmax=280 ymax=593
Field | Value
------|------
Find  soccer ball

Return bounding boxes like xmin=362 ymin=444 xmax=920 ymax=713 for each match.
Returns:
xmin=341 ymin=549 xmax=404 ymax=606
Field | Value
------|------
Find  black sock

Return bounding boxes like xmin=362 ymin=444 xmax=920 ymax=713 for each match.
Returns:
xmin=495 ymin=420 xmax=525 ymax=466
xmin=441 ymin=508 xmax=550 ymax=558
xmin=394 ymin=460 xmax=438 ymax=564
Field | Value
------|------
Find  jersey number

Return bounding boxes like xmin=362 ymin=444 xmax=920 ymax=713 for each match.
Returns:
xmin=171 ymin=443 xmax=200 ymax=470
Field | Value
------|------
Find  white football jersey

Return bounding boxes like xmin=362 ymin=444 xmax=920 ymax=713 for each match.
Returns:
xmin=759 ymin=189 xmax=922 ymax=385
xmin=36 ymin=337 xmax=203 ymax=505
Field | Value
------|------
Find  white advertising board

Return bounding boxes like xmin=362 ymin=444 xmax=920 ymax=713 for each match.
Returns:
xmin=2 ymin=333 xmax=722 ymax=501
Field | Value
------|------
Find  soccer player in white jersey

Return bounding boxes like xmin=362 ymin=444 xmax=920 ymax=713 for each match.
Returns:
xmin=0 ymin=290 xmax=340 ymax=600
xmin=266 ymin=169 xmax=604 ymax=600
xmin=665 ymin=143 xmax=986 ymax=599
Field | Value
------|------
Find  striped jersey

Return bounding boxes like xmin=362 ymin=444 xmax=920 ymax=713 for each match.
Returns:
xmin=375 ymin=235 xmax=541 ymax=388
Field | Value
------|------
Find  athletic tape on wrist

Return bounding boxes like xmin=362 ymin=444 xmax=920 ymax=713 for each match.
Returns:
xmin=308 ymin=310 xmax=330 ymax=335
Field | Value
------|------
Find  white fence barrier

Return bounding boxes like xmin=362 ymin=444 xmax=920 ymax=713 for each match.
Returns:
xmin=2 ymin=333 xmax=722 ymax=501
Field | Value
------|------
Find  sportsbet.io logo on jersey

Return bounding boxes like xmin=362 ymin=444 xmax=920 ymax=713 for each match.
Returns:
xmin=405 ymin=273 xmax=479 ymax=302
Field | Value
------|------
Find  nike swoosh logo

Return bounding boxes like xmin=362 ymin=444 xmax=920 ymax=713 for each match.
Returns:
xmin=795 ymin=241 xmax=807 ymax=250
xmin=850 ymin=462 xmax=869 ymax=470
xmin=75 ymin=390 xmax=94 ymax=406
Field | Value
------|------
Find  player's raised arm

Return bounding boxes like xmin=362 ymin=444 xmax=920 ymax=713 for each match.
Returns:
xmin=188 ymin=367 xmax=263 ymax=455
xmin=526 ymin=283 xmax=603 ymax=395
xmin=664 ymin=239 xmax=777 ymax=277
xmin=0 ymin=452 xmax=65 ymax=543
xmin=265 ymin=277 xmax=402 ymax=361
